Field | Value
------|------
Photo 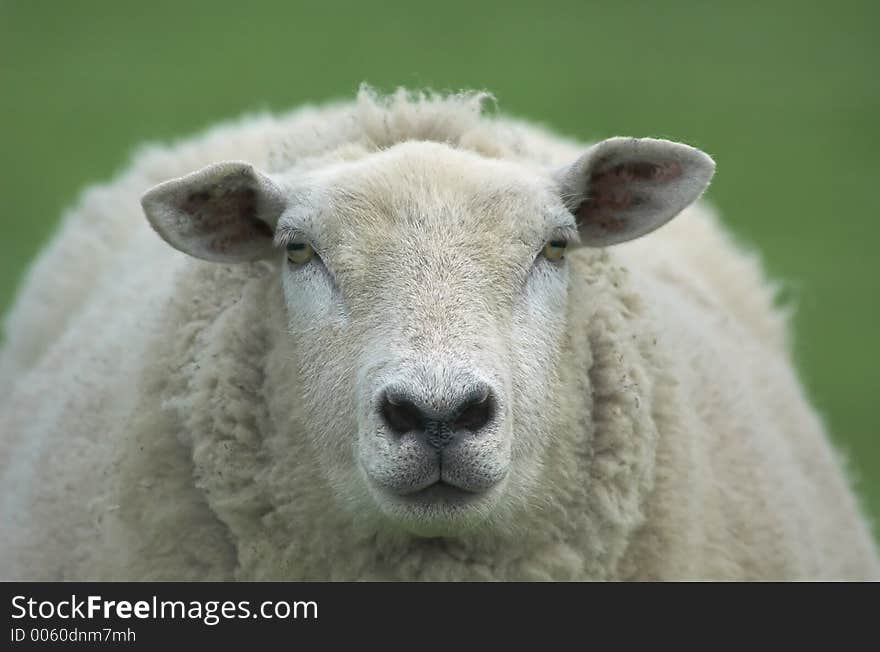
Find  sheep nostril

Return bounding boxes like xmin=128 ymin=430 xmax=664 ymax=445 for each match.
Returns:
xmin=377 ymin=383 xmax=497 ymax=440
xmin=453 ymin=392 xmax=496 ymax=432
xmin=380 ymin=395 xmax=425 ymax=435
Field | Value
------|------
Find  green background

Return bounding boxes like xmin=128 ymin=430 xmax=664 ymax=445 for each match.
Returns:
xmin=1 ymin=0 xmax=878 ymax=537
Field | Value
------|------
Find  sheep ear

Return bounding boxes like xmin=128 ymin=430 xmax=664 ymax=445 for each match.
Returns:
xmin=141 ymin=161 xmax=287 ymax=263
xmin=556 ymin=137 xmax=715 ymax=247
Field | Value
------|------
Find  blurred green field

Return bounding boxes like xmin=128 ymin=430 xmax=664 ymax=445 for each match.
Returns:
xmin=1 ymin=0 xmax=878 ymax=537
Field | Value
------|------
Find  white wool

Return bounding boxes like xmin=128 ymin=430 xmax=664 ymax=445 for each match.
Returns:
xmin=0 ymin=88 xmax=877 ymax=580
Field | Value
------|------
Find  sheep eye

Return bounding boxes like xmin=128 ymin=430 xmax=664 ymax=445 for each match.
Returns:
xmin=286 ymin=241 xmax=315 ymax=265
xmin=542 ymin=239 xmax=567 ymax=262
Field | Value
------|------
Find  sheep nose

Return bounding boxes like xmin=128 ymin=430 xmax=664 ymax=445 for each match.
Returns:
xmin=378 ymin=383 xmax=497 ymax=448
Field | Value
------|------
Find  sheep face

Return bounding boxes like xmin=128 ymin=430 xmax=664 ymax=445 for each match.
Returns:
xmin=271 ymin=142 xmax=576 ymax=535
xmin=142 ymin=136 xmax=713 ymax=537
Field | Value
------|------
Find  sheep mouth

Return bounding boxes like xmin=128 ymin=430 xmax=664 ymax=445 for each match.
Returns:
xmin=401 ymin=480 xmax=481 ymax=503
xmin=380 ymin=478 xmax=504 ymax=520
xmin=365 ymin=474 xmax=506 ymax=536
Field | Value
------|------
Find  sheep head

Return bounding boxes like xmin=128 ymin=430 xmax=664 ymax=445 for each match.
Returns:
xmin=141 ymin=137 xmax=714 ymax=537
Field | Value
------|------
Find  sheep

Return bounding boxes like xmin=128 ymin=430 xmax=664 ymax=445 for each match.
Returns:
xmin=0 ymin=87 xmax=877 ymax=581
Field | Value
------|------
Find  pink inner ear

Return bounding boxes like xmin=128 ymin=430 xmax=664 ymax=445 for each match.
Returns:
xmin=576 ymin=160 xmax=682 ymax=232
xmin=179 ymin=181 xmax=273 ymax=255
